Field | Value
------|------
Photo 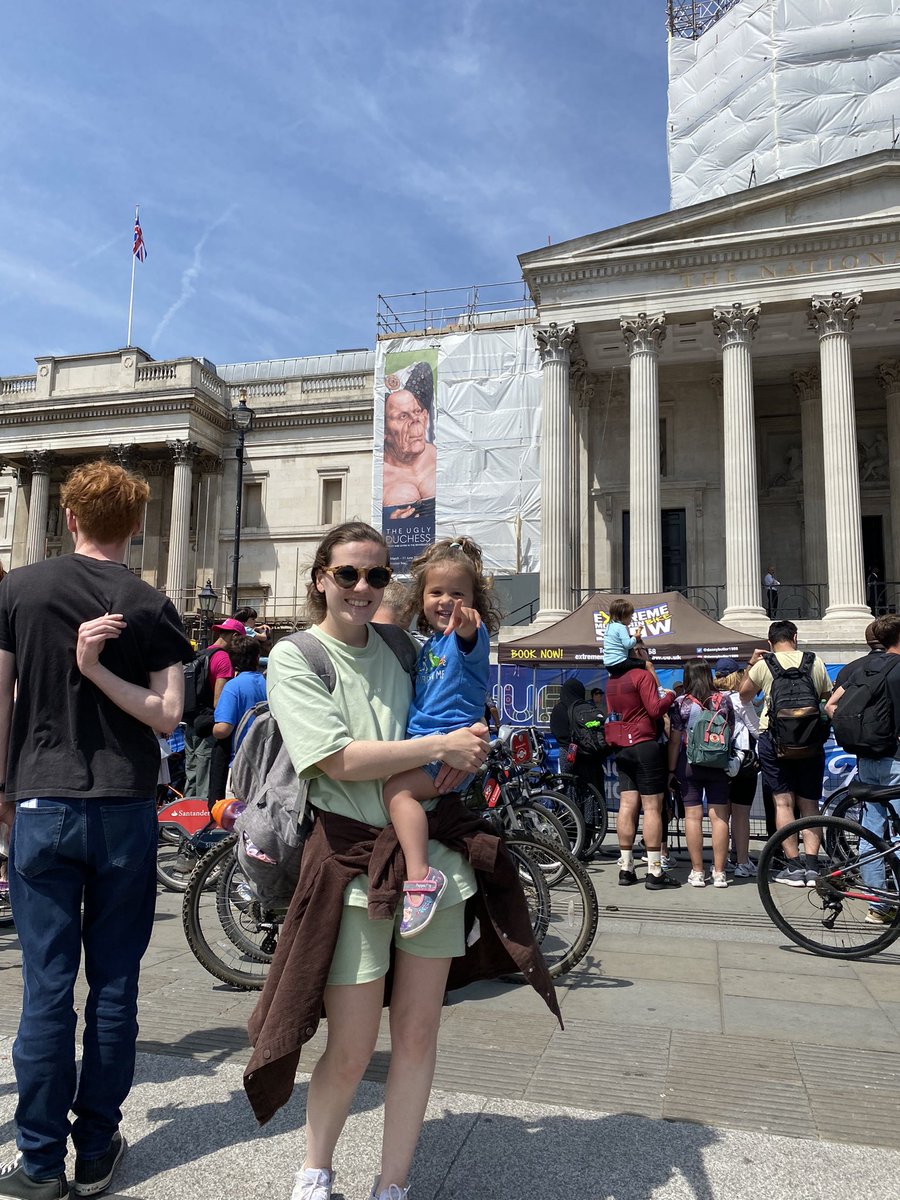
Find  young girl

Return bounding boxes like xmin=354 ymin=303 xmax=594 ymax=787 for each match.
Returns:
xmin=383 ymin=537 xmax=501 ymax=938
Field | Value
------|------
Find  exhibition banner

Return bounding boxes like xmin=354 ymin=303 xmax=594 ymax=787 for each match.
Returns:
xmin=373 ymin=326 xmax=541 ymax=573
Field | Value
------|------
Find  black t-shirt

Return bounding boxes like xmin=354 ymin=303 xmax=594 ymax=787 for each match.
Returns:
xmin=0 ymin=554 xmax=194 ymax=801
xmin=835 ymin=649 xmax=884 ymax=690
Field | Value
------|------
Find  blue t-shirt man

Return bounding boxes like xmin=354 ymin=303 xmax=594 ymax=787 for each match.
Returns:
xmin=406 ymin=622 xmax=490 ymax=737
xmin=214 ymin=670 xmax=267 ymax=762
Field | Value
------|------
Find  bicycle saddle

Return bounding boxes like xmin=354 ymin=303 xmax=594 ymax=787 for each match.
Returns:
xmin=847 ymin=780 xmax=900 ymax=802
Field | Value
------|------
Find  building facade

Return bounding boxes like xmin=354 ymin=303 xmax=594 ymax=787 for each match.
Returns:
xmin=519 ymin=151 xmax=900 ymax=643
xmin=0 ymin=347 xmax=376 ymax=626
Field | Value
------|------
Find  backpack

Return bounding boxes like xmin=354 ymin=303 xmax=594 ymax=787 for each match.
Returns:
xmin=831 ymin=654 xmax=900 ymax=758
xmin=230 ymin=623 xmax=419 ymax=907
xmin=182 ymin=646 xmax=216 ymax=724
xmin=684 ymin=693 xmax=732 ymax=769
xmin=566 ymin=699 xmax=608 ymax=758
xmin=765 ymin=651 xmax=829 ymax=759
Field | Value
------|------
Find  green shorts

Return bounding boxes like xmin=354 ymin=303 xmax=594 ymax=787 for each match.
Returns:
xmin=326 ymin=900 xmax=467 ymax=987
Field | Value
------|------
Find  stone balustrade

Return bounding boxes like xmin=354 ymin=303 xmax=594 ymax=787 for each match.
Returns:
xmin=1 ymin=376 xmax=37 ymax=396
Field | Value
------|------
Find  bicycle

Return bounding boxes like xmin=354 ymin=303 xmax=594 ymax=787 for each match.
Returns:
xmin=757 ymin=780 xmax=900 ymax=959
xmin=518 ymin=727 xmax=609 ymax=859
xmin=156 ymin=795 xmax=229 ymax=891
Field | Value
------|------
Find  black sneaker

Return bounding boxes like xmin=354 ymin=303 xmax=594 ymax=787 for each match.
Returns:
xmin=73 ymin=1134 xmax=125 ymax=1198
xmin=0 ymin=1157 xmax=69 ymax=1200
xmin=618 ymin=869 xmax=638 ymax=886
xmin=645 ymin=872 xmax=682 ymax=890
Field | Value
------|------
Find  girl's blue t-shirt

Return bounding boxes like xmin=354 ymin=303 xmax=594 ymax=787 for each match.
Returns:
xmin=406 ymin=622 xmax=490 ymax=738
xmin=603 ymin=620 xmax=636 ymax=665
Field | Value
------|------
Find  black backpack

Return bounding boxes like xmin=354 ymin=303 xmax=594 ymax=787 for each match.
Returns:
xmin=765 ymin=651 xmax=829 ymax=759
xmin=832 ymin=654 xmax=900 ymax=758
xmin=182 ymin=646 xmax=216 ymax=724
xmin=567 ymin=699 xmax=609 ymax=757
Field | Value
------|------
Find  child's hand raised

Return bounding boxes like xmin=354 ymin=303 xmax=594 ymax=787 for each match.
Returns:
xmin=445 ymin=598 xmax=481 ymax=641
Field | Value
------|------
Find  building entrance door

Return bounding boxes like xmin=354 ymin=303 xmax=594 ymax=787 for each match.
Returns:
xmin=862 ymin=515 xmax=886 ymax=613
xmin=622 ymin=508 xmax=687 ymax=592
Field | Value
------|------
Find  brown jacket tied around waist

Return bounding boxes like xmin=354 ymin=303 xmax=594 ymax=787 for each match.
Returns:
xmin=244 ymin=794 xmax=563 ymax=1124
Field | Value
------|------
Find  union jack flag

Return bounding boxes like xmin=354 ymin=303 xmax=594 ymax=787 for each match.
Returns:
xmin=133 ymin=213 xmax=147 ymax=262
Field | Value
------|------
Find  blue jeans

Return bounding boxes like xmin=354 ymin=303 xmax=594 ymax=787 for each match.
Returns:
xmin=9 ymin=796 xmax=157 ymax=1180
xmin=856 ymin=756 xmax=900 ymax=911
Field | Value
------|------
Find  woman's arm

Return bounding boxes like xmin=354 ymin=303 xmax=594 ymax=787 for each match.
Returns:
xmin=317 ymin=723 xmax=488 ymax=782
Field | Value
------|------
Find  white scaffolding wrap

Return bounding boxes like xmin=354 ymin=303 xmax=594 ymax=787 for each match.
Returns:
xmin=667 ymin=0 xmax=900 ymax=210
xmin=372 ymin=325 xmax=541 ymax=573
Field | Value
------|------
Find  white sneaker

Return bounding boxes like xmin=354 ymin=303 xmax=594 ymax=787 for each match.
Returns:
xmin=734 ymin=860 xmax=757 ymax=878
xmin=370 ymin=1183 xmax=410 ymax=1200
xmin=688 ymin=870 xmax=706 ymax=887
xmin=660 ymin=854 xmax=672 ymax=872
xmin=711 ymin=871 xmax=729 ymax=888
xmin=292 ymin=1167 xmax=334 ymax=1200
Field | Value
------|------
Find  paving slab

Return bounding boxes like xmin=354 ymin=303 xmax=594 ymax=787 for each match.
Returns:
xmin=563 ymin=977 xmax=722 ymax=1031
xmin=722 ymin=993 xmax=898 ymax=1049
xmin=719 ymin=966 xmax=881 ymax=1008
xmin=714 ymin=940 xmax=860 ymax=976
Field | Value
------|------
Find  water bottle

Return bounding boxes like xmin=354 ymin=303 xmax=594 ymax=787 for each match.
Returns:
xmin=211 ymin=799 xmax=246 ymax=830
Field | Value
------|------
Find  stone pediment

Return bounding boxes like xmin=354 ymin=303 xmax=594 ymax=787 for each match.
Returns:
xmin=520 ymin=150 xmax=900 ymax=268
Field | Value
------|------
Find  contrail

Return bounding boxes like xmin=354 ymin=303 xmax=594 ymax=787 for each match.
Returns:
xmin=152 ymin=204 xmax=237 ymax=346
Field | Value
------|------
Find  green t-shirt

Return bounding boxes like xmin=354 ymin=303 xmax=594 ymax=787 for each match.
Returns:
xmin=266 ymin=624 xmax=476 ymax=909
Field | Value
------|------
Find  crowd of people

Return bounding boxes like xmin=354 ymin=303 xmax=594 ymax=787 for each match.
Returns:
xmin=0 ymin=456 xmax=897 ymax=1200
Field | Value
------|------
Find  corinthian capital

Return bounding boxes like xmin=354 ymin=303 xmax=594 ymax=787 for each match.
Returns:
xmin=877 ymin=360 xmax=900 ymax=396
xmin=712 ymin=301 xmax=760 ymax=348
xmin=534 ymin=322 xmax=578 ymax=364
xmin=168 ymin=439 xmax=200 ymax=465
xmin=620 ymin=312 xmax=666 ymax=356
xmin=791 ymin=368 xmax=821 ymax=404
xmin=109 ymin=443 xmax=139 ymax=470
xmin=807 ymin=291 xmax=862 ymax=338
xmin=26 ymin=449 xmax=54 ymax=475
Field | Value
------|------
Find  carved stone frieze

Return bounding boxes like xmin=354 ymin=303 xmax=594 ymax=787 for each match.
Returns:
xmin=533 ymin=322 xmax=578 ymax=364
xmin=620 ymin=312 xmax=666 ymax=356
xmin=712 ymin=301 xmax=760 ymax=348
xmin=791 ymin=368 xmax=821 ymax=404
xmin=807 ymin=291 xmax=862 ymax=337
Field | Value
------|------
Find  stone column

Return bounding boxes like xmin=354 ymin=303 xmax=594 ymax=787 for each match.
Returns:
xmin=24 ymin=450 xmax=54 ymax=565
xmin=621 ymin=313 xmax=666 ymax=593
xmin=534 ymin=322 xmax=578 ymax=621
xmin=878 ymin=361 xmax=900 ymax=579
xmin=808 ymin=291 xmax=869 ymax=621
xmin=165 ymin=440 xmax=199 ymax=613
xmin=712 ymin=303 xmax=767 ymax=623
xmin=792 ymin=369 xmax=827 ymax=590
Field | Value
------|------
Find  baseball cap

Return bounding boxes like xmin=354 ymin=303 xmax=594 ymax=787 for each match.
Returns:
xmin=713 ymin=656 xmax=743 ymax=676
xmin=211 ymin=617 xmax=246 ymax=635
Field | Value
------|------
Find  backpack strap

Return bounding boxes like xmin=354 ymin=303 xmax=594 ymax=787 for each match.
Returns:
xmin=763 ymin=652 xmax=786 ymax=679
xmin=283 ymin=630 xmax=338 ymax=693
xmin=370 ymin=622 xmax=419 ymax=683
xmin=232 ymin=698 xmax=269 ymax=748
xmin=799 ymin=651 xmax=817 ymax=678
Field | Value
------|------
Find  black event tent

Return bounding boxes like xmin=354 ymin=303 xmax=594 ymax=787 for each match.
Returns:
xmin=498 ymin=591 xmax=763 ymax=668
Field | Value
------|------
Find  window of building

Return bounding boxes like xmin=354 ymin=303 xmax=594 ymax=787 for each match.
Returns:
xmin=0 ymin=496 xmax=7 ymax=524
xmin=242 ymin=481 xmax=263 ymax=529
xmin=320 ymin=476 xmax=344 ymax=526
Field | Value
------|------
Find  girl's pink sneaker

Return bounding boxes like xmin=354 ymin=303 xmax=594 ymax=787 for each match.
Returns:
xmin=399 ymin=868 xmax=447 ymax=938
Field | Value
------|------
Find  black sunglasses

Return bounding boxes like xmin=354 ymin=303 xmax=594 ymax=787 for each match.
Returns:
xmin=322 ymin=565 xmax=393 ymax=589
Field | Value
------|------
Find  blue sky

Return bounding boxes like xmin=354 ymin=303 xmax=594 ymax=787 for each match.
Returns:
xmin=0 ymin=1 xmax=670 ymax=375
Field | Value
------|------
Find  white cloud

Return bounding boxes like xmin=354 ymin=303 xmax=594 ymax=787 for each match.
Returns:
xmin=151 ymin=206 xmax=238 ymax=347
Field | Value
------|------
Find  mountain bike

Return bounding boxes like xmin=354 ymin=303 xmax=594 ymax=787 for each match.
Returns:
xmin=757 ymin=780 xmax=900 ymax=959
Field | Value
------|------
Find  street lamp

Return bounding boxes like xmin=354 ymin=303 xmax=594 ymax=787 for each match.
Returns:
xmin=230 ymin=389 xmax=254 ymax=615
xmin=196 ymin=578 xmax=218 ymax=648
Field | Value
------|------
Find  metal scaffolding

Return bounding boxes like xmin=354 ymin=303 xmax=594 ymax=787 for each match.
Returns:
xmin=667 ymin=0 xmax=743 ymax=40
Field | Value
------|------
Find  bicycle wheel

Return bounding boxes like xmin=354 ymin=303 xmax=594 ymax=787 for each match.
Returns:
xmin=215 ymin=850 xmax=281 ymax=963
xmin=156 ymin=832 xmax=206 ymax=892
xmin=757 ymin=815 xmax=900 ymax=959
xmin=182 ymin=836 xmax=277 ymax=990
xmin=508 ymin=802 xmax=568 ymax=850
xmin=525 ymin=790 xmax=586 ymax=858
xmin=502 ymin=832 xmax=598 ymax=977
xmin=548 ymin=773 xmax=608 ymax=858
xmin=823 ymin=789 xmax=865 ymax=861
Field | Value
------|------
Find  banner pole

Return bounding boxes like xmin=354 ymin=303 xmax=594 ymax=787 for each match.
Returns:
xmin=126 ymin=205 xmax=138 ymax=346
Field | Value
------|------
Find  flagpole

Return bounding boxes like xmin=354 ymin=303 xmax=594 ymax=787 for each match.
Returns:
xmin=126 ymin=204 xmax=138 ymax=347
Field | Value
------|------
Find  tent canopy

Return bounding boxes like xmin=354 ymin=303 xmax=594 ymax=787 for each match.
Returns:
xmin=498 ymin=592 xmax=763 ymax=668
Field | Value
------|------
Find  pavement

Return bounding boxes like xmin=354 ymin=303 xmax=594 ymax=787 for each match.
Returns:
xmin=0 ymin=847 xmax=897 ymax=1199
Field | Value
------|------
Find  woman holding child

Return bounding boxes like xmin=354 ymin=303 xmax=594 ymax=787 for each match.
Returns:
xmin=242 ymin=523 xmax=559 ymax=1200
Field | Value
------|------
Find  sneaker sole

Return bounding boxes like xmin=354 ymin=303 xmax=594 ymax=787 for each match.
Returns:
xmin=773 ymin=877 xmax=808 ymax=888
xmin=74 ymin=1136 xmax=126 ymax=1197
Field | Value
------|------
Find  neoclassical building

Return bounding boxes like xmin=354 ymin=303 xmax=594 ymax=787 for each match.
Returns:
xmin=519 ymin=150 xmax=900 ymax=643
xmin=0 ymin=347 xmax=376 ymax=624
